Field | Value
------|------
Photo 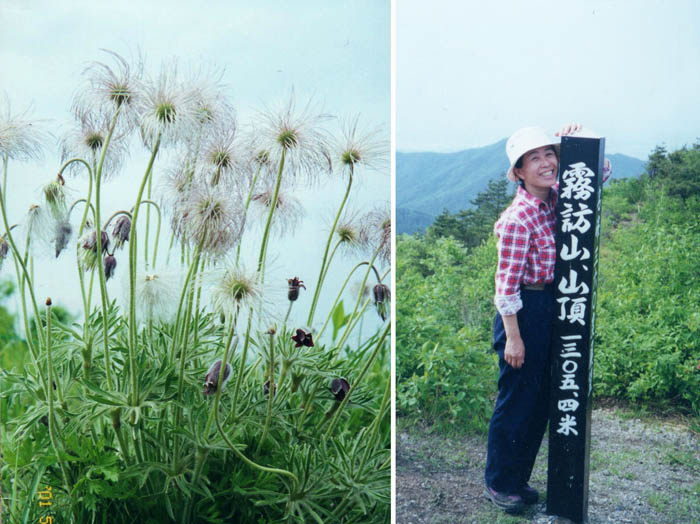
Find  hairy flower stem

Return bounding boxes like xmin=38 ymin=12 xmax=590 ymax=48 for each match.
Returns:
xmin=257 ymin=149 xmax=286 ymax=280
xmin=139 ymin=200 xmax=162 ymax=269
xmin=258 ymin=331 xmax=276 ymax=452
xmin=317 ymin=261 xmax=372 ymax=340
xmin=94 ymin=108 xmax=123 ymax=391
xmin=168 ymin=246 xmax=201 ymax=362
xmin=0 ymin=169 xmax=46 ymax=353
xmin=215 ymin=393 xmax=297 ymax=485
xmin=333 ymin=247 xmax=382 ymax=357
xmin=235 ymin=164 xmax=263 ymax=265
xmin=297 ymin=264 xmax=386 ymax=433
xmin=318 ymin=239 xmax=343 ymax=287
xmin=144 ymin=175 xmax=152 ymax=269
xmin=324 ymin=322 xmax=390 ymax=438
xmin=230 ymin=312 xmax=253 ymax=421
xmin=283 ymin=301 xmax=294 ymax=327
xmin=172 ymin=247 xmax=201 ymax=469
xmin=192 ymin=255 xmax=206 ymax=347
xmin=307 ymin=165 xmax=354 ymax=326
xmin=359 ymin=374 xmax=391 ymax=471
xmin=185 ymin=326 xmax=238 ymax=521
xmin=128 ymin=133 xmax=162 ymax=405
xmin=45 ymin=300 xmax=74 ymax=498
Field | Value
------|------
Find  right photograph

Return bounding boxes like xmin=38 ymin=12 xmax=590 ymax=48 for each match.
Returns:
xmin=395 ymin=2 xmax=700 ymax=524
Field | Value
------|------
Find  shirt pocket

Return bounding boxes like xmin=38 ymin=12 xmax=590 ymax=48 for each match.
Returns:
xmin=533 ymin=234 xmax=556 ymax=270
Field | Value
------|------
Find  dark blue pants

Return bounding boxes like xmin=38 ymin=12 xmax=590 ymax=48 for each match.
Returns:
xmin=485 ymin=287 xmax=554 ymax=493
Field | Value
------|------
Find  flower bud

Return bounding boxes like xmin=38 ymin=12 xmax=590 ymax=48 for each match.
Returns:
xmin=287 ymin=276 xmax=306 ymax=302
xmin=203 ymin=359 xmax=232 ymax=395
xmin=291 ymin=328 xmax=314 ymax=348
xmin=372 ymin=283 xmax=391 ymax=321
xmin=330 ymin=378 xmax=350 ymax=402
xmin=112 ymin=215 xmax=131 ymax=249
xmin=104 ymin=254 xmax=117 ymax=280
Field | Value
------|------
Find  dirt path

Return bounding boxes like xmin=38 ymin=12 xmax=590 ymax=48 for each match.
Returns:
xmin=397 ymin=408 xmax=700 ymax=523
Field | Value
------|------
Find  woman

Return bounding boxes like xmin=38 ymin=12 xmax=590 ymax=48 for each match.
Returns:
xmin=484 ymin=124 xmax=609 ymax=514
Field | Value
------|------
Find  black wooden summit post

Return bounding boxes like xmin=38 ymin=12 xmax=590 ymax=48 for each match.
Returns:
xmin=547 ymin=135 xmax=605 ymax=524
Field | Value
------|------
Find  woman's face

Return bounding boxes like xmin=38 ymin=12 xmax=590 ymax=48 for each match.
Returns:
xmin=513 ymin=145 xmax=558 ymax=195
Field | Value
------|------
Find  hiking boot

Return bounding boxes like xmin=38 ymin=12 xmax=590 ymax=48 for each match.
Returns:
xmin=484 ymin=485 xmax=525 ymax=514
xmin=519 ymin=484 xmax=538 ymax=505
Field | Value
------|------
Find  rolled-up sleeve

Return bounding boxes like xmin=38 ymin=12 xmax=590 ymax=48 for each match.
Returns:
xmin=494 ymin=220 xmax=529 ymax=316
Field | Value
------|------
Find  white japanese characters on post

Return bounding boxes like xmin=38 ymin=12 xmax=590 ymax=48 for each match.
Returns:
xmin=547 ymin=137 xmax=605 ymax=524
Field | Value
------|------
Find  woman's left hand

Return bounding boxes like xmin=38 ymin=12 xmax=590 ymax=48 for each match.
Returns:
xmin=554 ymin=123 xmax=581 ymax=137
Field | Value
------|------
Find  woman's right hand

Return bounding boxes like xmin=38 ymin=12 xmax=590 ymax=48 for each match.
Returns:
xmin=504 ymin=335 xmax=525 ymax=369
xmin=554 ymin=123 xmax=582 ymax=137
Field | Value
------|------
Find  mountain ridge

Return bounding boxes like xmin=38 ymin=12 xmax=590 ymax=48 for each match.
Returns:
xmin=397 ymin=139 xmax=647 ymax=234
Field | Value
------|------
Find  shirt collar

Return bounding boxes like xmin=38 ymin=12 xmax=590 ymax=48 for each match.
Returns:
xmin=516 ymin=184 xmax=556 ymax=211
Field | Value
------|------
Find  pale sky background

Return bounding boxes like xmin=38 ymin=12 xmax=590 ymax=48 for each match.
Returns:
xmin=0 ymin=1 xmax=390 ymax=337
xmin=397 ymin=0 xmax=700 ymax=159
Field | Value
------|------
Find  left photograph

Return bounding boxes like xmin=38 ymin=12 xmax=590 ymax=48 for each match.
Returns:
xmin=0 ymin=2 xmax=390 ymax=522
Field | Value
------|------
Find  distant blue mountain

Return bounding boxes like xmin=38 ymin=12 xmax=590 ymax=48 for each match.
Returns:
xmin=397 ymin=140 xmax=647 ymax=234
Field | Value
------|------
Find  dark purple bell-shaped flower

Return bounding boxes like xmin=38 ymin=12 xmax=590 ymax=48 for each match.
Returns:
xmin=287 ymin=276 xmax=306 ymax=302
xmin=372 ymin=283 xmax=391 ymax=321
xmin=291 ymin=328 xmax=314 ymax=348
xmin=112 ymin=215 xmax=131 ymax=249
xmin=330 ymin=378 xmax=350 ymax=402
xmin=104 ymin=254 xmax=117 ymax=280
xmin=203 ymin=359 xmax=232 ymax=395
xmin=263 ymin=379 xmax=277 ymax=397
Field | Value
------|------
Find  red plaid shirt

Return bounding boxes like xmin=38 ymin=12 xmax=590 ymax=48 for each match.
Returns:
xmin=494 ymin=185 xmax=557 ymax=315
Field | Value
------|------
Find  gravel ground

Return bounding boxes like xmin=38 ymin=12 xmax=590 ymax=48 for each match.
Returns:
xmin=396 ymin=408 xmax=700 ymax=524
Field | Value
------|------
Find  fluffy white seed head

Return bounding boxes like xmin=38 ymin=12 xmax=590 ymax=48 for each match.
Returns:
xmin=137 ymin=61 xmax=201 ymax=149
xmin=255 ymin=91 xmax=333 ymax=185
xmin=0 ymin=93 xmax=49 ymax=162
xmin=178 ymin=183 xmax=245 ymax=256
xmin=360 ymin=205 xmax=391 ymax=266
xmin=72 ymin=50 xmax=144 ymax=135
xmin=334 ymin=115 xmax=388 ymax=174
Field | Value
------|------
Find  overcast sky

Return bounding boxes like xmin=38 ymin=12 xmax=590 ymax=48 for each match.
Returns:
xmin=0 ymin=1 xmax=390 ymax=331
xmin=397 ymin=0 xmax=700 ymax=158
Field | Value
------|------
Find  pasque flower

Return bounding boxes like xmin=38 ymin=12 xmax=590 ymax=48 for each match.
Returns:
xmin=263 ymin=379 xmax=276 ymax=397
xmin=60 ymin=111 xmax=128 ymax=178
xmin=112 ymin=215 xmax=131 ymax=249
xmin=257 ymin=91 xmax=332 ymax=184
xmin=131 ymin=269 xmax=180 ymax=323
xmin=137 ymin=62 xmax=200 ymax=149
xmin=360 ymin=206 xmax=391 ymax=266
xmin=372 ymin=283 xmax=391 ymax=321
xmin=330 ymin=378 xmax=350 ymax=402
xmin=53 ymin=219 xmax=72 ymax=258
xmin=291 ymin=328 xmax=314 ymax=348
xmin=0 ymin=93 xmax=48 ymax=161
xmin=334 ymin=115 xmax=388 ymax=173
xmin=79 ymin=229 xmax=110 ymax=270
xmin=203 ymin=359 xmax=232 ymax=395
xmin=251 ymin=186 xmax=304 ymax=237
xmin=72 ymin=50 xmax=143 ymax=134
xmin=287 ymin=277 xmax=305 ymax=302
xmin=211 ymin=264 xmax=262 ymax=318
xmin=0 ymin=235 xmax=8 ymax=269
xmin=104 ymin=254 xmax=117 ymax=280
xmin=179 ymin=183 xmax=245 ymax=256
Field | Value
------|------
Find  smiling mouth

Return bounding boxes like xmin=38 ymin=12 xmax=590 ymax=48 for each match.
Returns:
xmin=540 ymin=170 xmax=555 ymax=177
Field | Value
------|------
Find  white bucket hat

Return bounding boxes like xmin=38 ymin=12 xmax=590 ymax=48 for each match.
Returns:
xmin=505 ymin=126 xmax=560 ymax=182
